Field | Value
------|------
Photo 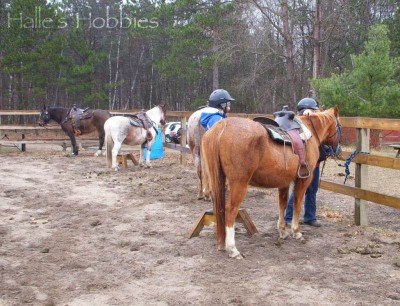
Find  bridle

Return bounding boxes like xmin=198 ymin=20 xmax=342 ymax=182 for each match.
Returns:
xmin=308 ymin=115 xmax=342 ymax=158
xmin=39 ymin=109 xmax=50 ymax=126
xmin=147 ymin=105 xmax=166 ymax=135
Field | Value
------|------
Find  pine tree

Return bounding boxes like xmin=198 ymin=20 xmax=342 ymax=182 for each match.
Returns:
xmin=312 ymin=25 xmax=400 ymax=118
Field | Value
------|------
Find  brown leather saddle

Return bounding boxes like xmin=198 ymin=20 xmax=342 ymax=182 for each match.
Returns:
xmin=254 ymin=106 xmax=310 ymax=178
xmin=128 ymin=111 xmax=156 ymax=142
xmin=68 ymin=105 xmax=93 ymax=136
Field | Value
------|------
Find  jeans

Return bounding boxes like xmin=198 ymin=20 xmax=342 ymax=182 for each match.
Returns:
xmin=285 ymin=166 xmax=320 ymax=224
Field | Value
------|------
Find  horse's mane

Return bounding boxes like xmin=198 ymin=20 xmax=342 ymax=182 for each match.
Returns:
xmin=301 ymin=107 xmax=337 ymax=127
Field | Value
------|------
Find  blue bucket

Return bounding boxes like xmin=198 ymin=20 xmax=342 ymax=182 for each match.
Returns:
xmin=144 ymin=128 xmax=164 ymax=160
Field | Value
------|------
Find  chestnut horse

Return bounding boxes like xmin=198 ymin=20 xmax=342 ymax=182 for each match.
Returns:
xmin=38 ymin=105 xmax=111 ymax=156
xmin=104 ymin=105 xmax=166 ymax=170
xmin=201 ymin=107 xmax=341 ymax=259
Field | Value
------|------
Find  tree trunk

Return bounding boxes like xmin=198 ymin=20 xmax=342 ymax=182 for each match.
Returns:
xmin=112 ymin=29 xmax=122 ymax=110
xmin=108 ymin=41 xmax=113 ymax=110
xmin=212 ymin=34 xmax=219 ymax=90
xmin=311 ymin=0 xmax=322 ymax=98
xmin=126 ymin=45 xmax=145 ymax=110
xmin=281 ymin=0 xmax=296 ymax=106
xmin=149 ymin=46 xmax=154 ymax=109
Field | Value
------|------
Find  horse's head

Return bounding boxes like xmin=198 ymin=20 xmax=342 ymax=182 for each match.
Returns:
xmin=322 ymin=106 xmax=341 ymax=157
xmin=38 ymin=105 xmax=51 ymax=126
xmin=158 ymin=104 xmax=167 ymax=126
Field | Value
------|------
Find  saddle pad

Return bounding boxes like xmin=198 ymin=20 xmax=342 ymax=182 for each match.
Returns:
xmin=129 ymin=118 xmax=142 ymax=127
xmin=266 ymin=127 xmax=292 ymax=145
xmin=295 ymin=117 xmax=312 ymax=141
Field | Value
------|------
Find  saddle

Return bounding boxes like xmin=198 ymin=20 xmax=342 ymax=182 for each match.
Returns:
xmin=273 ymin=106 xmax=301 ymax=131
xmin=254 ymin=106 xmax=310 ymax=178
xmin=68 ymin=105 xmax=93 ymax=136
xmin=128 ymin=111 xmax=155 ymax=142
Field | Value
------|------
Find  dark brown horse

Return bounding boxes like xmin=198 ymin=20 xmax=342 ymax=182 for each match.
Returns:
xmin=38 ymin=105 xmax=111 ymax=156
xmin=201 ymin=107 xmax=341 ymax=259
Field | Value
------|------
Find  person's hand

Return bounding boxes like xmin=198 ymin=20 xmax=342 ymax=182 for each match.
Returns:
xmin=303 ymin=109 xmax=313 ymax=116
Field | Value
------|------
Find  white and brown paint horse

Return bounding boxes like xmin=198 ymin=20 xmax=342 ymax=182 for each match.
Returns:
xmin=104 ymin=105 xmax=166 ymax=170
xmin=187 ymin=107 xmax=219 ymax=200
xmin=201 ymin=107 xmax=341 ymax=259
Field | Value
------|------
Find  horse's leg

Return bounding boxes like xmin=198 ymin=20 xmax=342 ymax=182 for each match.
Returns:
xmin=291 ymin=179 xmax=308 ymax=240
xmin=139 ymin=143 xmax=145 ymax=166
xmin=198 ymin=153 xmax=212 ymax=201
xmin=67 ymin=131 xmax=78 ymax=155
xmin=194 ymin=150 xmax=204 ymax=199
xmin=111 ymin=141 xmax=122 ymax=171
xmin=95 ymin=129 xmax=105 ymax=157
xmin=145 ymin=146 xmax=152 ymax=168
xmin=143 ymin=142 xmax=152 ymax=168
xmin=277 ymin=187 xmax=290 ymax=239
xmin=225 ymin=181 xmax=248 ymax=259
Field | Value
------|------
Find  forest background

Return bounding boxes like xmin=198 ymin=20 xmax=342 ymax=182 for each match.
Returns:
xmin=0 ymin=0 xmax=399 ymax=118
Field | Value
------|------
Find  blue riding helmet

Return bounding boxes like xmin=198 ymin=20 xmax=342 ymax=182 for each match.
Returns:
xmin=208 ymin=89 xmax=235 ymax=108
xmin=297 ymin=98 xmax=319 ymax=111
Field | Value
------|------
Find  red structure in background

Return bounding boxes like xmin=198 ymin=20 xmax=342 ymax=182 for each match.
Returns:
xmin=340 ymin=128 xmax=400 ymax=149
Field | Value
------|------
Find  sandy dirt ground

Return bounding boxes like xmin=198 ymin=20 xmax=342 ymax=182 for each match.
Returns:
xmin=0 ymin=144 xmax=399 ymax=306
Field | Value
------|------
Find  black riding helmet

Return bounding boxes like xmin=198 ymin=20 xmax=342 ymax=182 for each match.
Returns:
xmin=297 ymin=97 xmax=319 ymax=111
xmin=208 ymin=89 xmax=235 ymax=108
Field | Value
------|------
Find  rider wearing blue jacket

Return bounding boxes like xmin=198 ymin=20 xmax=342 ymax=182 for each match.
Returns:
xmin=200 ymin=89 xmax=234 ymax=130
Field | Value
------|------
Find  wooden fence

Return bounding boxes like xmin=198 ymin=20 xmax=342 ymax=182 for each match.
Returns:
xmin=1 ymin=109 xmax=399 ymax=225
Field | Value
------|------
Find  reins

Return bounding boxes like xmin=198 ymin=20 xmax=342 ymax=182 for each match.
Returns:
xmin=307 ymin=113 xmax=342 ymax=186
xmin=308 ymin=114 xmax=342 ymax=158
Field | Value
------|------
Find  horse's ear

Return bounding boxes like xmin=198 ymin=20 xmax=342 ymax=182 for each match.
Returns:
xmin=333 ymin=105 xmax=339 ymax=117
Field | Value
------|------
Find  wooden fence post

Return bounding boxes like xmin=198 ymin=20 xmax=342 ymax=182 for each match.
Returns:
xmin=180 ymin=116 xmax=187 ymax=165
xmin=355 ymin=128 xmax=369 ymax=225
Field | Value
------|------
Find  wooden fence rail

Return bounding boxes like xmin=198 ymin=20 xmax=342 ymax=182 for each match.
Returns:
xmin=1 ymin=109 xmax=399 ymax=225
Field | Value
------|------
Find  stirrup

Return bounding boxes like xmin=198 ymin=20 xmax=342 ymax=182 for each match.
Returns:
xmin=297 ymin=164 xmax=310 ymax=178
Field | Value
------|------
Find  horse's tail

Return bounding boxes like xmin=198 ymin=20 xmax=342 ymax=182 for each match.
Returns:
xmin=201 ymin=122 xmax=227 ymax=249
xmin=105 ymin=127 xmax=113 ymax=168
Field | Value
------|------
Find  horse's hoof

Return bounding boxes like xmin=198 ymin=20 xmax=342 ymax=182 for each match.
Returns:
xmin=227 ymin=247 xmax=242 ymax=259
xmin=279 ymin=230 xmax=290 ymax=240
xmin=293 ymin=232 xmax=303 ymax=240
xmin=229 ymin=252 xmax=243 ymax=259
xmin=234 ymin=254 xmax=243 ymax=259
